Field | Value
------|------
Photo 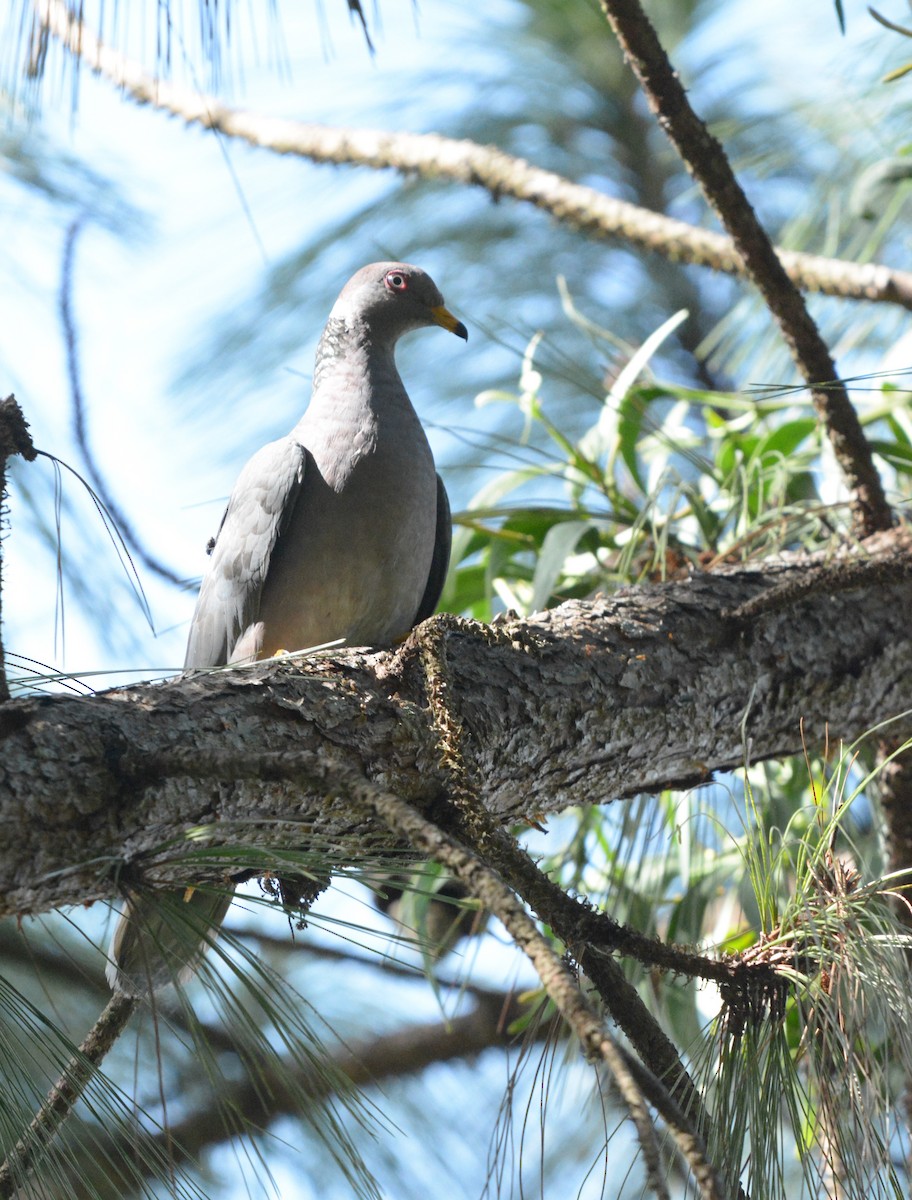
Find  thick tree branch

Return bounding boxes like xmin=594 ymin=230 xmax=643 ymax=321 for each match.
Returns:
xmin=597 ymin=0 xmax=893 ymax=538
xmin=117 ymin=742 xmax=734 ymax=990
xmin=879 ymin=743 xmax=912 ymax=913
xmin=874 ymin=735 xmax=912 ymax=1158
xmin=2 ymin=532 xmax=912 ymax=920
xmin=36 ymin=0 xmax=912 ymax=314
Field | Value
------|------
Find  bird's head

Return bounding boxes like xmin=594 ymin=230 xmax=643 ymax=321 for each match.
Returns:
xmin=330 ymin=262 xmax=468 ymax=344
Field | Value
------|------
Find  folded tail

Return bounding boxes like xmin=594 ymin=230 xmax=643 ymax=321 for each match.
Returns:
xmin=107 ymin=886 xmax=235 ymax=996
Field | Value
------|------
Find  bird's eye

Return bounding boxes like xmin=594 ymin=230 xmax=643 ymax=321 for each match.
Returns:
xmin=385 ymin=271 xmax=409 ymax=292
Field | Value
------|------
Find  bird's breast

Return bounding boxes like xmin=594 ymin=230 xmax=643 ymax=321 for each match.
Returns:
xmin=254 ymin=412 xmax=438 ymax=654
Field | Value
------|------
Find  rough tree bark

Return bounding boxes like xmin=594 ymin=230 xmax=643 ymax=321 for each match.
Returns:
xmin=3 ymin=528 xmax=911 ymax=921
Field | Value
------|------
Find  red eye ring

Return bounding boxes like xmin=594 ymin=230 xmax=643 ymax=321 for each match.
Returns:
xmin=385 ymin=270 xmax=409 ymax=292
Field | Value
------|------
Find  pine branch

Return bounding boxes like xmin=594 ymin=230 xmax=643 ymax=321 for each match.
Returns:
xmin=597 ymin=0 xmax=892 ymax=537
xmin=37 ymin=988 xmax=550 ymax=1200
xmin=354 ymin=774 xmax=727 ymax=1200
xmin=3 ymin=532 xmax=912 ymax=919
xmin=0 ymin=991 xmax=138 ymax=1199
xmin=36 ymin=0 xmax=912 ymax=313
xmin=0 ymin=396 xmax=37 ymax=705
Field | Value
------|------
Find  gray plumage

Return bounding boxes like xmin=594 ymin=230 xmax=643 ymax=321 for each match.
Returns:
xmin=107 ymin=262 xmax=466 ymax=995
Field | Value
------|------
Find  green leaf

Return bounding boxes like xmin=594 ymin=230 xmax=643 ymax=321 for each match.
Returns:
xmin=869 ymin=438 xmax=912 ymax=473
xmin=753 ymin=418 xmax=818 ymax=461
xmin=616 ymin=388 xmax=652 ymax=493
xmin=578 ymin=310 xmax=689 ymax=465
xmin=887 ymin=414 xmax=912 ymax=447
xmin=529 ymin=519 xmax=598 ymax=612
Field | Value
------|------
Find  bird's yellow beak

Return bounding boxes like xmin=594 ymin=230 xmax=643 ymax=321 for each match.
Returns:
xmin=431 ymin=305 xmax=468 ymax=341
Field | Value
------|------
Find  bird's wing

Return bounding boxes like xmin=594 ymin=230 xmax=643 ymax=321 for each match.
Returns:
xmin=184 ymin=436 xmax=308 ymax=668
xmin=413 ymin=473 xmax=452 ymax=626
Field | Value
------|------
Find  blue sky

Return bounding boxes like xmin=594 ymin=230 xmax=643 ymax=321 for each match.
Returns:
xmin=1 ymin=0 xmax=900 ymax=686
xmin=2 ymin=1 xmax=497 ymax=680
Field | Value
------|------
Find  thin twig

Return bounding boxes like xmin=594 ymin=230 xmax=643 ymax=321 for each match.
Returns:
xmin=0 ymin=990 xmax=139 ymax=1198
xmin=0 ymin=395 xmax=37 ymax=705
xmin=117 ymin=740 xmax=769 ymax=995
xmin=58 ymin=218 xmax=186 ymax=588
xmin=119 ymin=742 xmax=729 ymax=1199
xmin=597 ymin=0 xmax=893 ymax=537
xmin=37 ymin=0 xmax=912 ymax=314
xmin=408 ymin=613 xmax=720 ymax=1129
xmin=352 ymin=772 xmax=728 ymax=1200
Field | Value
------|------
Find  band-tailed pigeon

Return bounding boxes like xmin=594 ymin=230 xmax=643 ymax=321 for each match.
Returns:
xmin=107 ymin=262 xmax=467 ymax=995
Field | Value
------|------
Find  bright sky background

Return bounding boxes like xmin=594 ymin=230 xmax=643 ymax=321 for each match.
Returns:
xmin=2 ymin=0 xmax=510 ymax=683
xmin=1 ymin=0 xmax=895 ymax=689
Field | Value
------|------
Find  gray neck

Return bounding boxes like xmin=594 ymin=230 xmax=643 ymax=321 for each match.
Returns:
xmin=293 ymin=317 xmax=424 ymax=488
xmin=311 ymin=317 xmax=406 ymax=407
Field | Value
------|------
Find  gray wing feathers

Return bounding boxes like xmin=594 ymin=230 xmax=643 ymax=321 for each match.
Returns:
xmin=108 ymin=440 xmax=305 ymax=995
xmin=184 ymin=438 xmax=307 ymax=669
xmin=414 ymin=474 xmax=452 ymax=626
